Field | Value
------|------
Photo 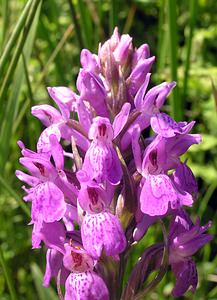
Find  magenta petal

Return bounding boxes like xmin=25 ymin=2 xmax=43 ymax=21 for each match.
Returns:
xmin=34 ymin=221 xmax=66 ymax=253
xmin=77 ymin=70 xmax=109 ymax=117
xmin=47 ymin=86 xmax=75 ymax=119
xmin=107 ymin=147 xmax=123 ymax=185
xmin=128 ymin=57 xmax=155 ymax=96
xmin=31 ymin=104 xmax=62 ymax=126
xmin=132 ymin=44 xmax=150 ymax=67
xmin=63 ymin=204 xmax=77 ymax=231
xmin=151 ymin=113 xmax=195 ymax=137
xmin=143 ymin=81 xmax=176 ymax=114
xmin=134 ymin=73 xmax=151 ymax=109
xmin=113 ymin=34 xmax=132 ymax=65
xmin=76 ymin=98 xmax=92 ymax=133
xmin=31 ymin=182 xmax=66 ymax=224
xmin=43 ymin=249 xmax=70 ymax=287
xmin=113 ymin=103 xmax=131 ymax=138
xmin=83 ymin=144 xmax=122 ymax=185
xmin=133 ymin=214 xmax=157 ymax=241
xmin=172 ymin=261 xmax=198 ymax=297
xmin=131 ymin=125 xmax=142 ymax=173
xmin=81 ymin=211 xmax=127 ymax=258
xmin=80 ymin=49 xmax=100 ymax=73
xmin=19 ymin=156 xmax=55 ymax=180
xmin=15 ymin=170 xmax=40 ymax=187
xmin=49 ymin=134 xmax=64 ymax=170
xmin=140 ymin=175 xmax=193 ymax=216
xmin=65 ymin=271 xmax=109 ymax=300
xmin=43 ymin=249 xmax=62 ymax=287
xmin=37 ymin=125 xmax=61 ymax=154
xmin=171 ymin=162 xmax=198 ymax=196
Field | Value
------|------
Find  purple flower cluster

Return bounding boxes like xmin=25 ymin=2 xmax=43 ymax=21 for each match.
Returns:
xmin=16 ymin=28 xmax=212 ymax=299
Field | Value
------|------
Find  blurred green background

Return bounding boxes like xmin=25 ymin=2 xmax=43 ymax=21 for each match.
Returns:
xmin=0 ymin=0 xmax=217 ymax=299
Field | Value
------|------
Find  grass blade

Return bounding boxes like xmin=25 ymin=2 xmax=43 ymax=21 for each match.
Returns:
xmin=167 ymin=0 xmax=182 ymax=120
xmin=110 ymin=0 xmax=118 ymax=34
xmin=157 ymin=0 xmax=166 ymax=73
xmin=0 ymin=0 xmax=9 ymax=51
xmin=0 ymin=0 xmax=41 ymax=103
xmin=0 ymin=246 xmax=17 ymax=300
xmin=30 ymin=263 xmax=59 ymax=300
xmin=35 ymin=24 xmax=74 ymax=90
xmin=123 ymin=3 xmax=137 ymax=34
xmin=0 ymin=174 xmax=30 ymax=217
xmin=211 ymin=78 xmax=217 ymax=111
xmin=67 ymin=0 xmax=84 ymax=49
xmin=0 ymin=0 xmax=42 ymax=171
xmin=0 ymin=0 xmax=33 ymax=75
xmin=182 ymin=0 xmax=197 ymax=102
xmin=77 ymin=0 xmax=93 ymax=49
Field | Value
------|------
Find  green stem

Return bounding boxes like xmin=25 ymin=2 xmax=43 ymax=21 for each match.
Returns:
xmin=168 ymin=0 xmax=182 ymax=120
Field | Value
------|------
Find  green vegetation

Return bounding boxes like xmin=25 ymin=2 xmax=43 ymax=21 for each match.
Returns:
xmin=0 ymin=1 xmax=216 ymax=299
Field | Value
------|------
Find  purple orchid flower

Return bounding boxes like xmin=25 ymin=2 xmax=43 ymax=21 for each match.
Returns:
xmin=76 ymin=173 xmax=126 ymax=259
xmin=44 ymin=237 xmax=109 ymax=300
xmin=32 ymin=87 xmax=91 ymax=152
xmin=120 ymin=79 xmax=176 ymax=150
xmin=82 ymin=116 xmax=122 ymax=184
xmin=16 ymin=27 xmax=211 ymax=300
xmin=15 ymin=137 xmax=77 ymax=247
xmin=168 ymin=210 xmax=212 ymax=297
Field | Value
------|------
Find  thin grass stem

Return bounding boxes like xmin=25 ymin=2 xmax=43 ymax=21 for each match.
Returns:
xmin=0 ymin=246 xmax=18 ymax=300
xmin=182 ymin=0 xmax=197 ymax=103
xmin=168 ymin=0 xmax=182 ymax=120
xmin=0 ymin=0 xmax=33 ymax=75
xmin=0 ymin=175 xmax=30 ymax=217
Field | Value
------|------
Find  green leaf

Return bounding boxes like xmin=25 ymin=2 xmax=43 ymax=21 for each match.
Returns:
xmin=0 ymin=174 xmax=30 ymax=217
xmin=182 ymin=0 xmax=198 ymax=102
xmin=0 ymin=0 xmax=42 ymax=171
xmin=30 ymin=263 xmax=59 ymax=300
xmin=0 ymin=0 xmax=33 ymax=75
xmin=167 ymin=0 xmax=182 ymax=120
xmin=0 ymin=246 xmax=17 ymax=300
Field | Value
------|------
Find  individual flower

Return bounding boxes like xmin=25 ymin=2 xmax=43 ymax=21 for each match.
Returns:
xmin=15 ymin=137 xmax=77 ymax=247
xmin=82 ymin=116 xmax=122 ymax=184
xmin=168 ymin=210 xmax=212 ymax=297
xmin=45 ymin=239 xmax=109 ymax=300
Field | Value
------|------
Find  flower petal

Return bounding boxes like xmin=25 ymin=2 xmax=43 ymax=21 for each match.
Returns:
xmin=151 ymin=113 xmax=195 ymax=137
xmin=31 ymin=104 xmax=62 ymax=126
xmin=113 ymin=103 xmax=131 ymax=138
xmin=81 ymin=211 xmax=127 ymax=258
xmin=172 ymin=260 xmax=198 ymax=297
xmin=31 ymin=182 xmax=66 ymax=224
xmin=43 ymin=249 xmax=69 ymax=287
xmin=65 ymin=271 xmax=109 ymax=300
xmin=37 ymin=125 xmax=61 ymax=154
xmin=140 ymin=175 xmax=193 ymax=216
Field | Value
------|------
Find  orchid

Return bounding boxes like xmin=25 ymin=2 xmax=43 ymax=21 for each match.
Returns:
xmin=16 ymin=28 xmax=212 ymax=300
